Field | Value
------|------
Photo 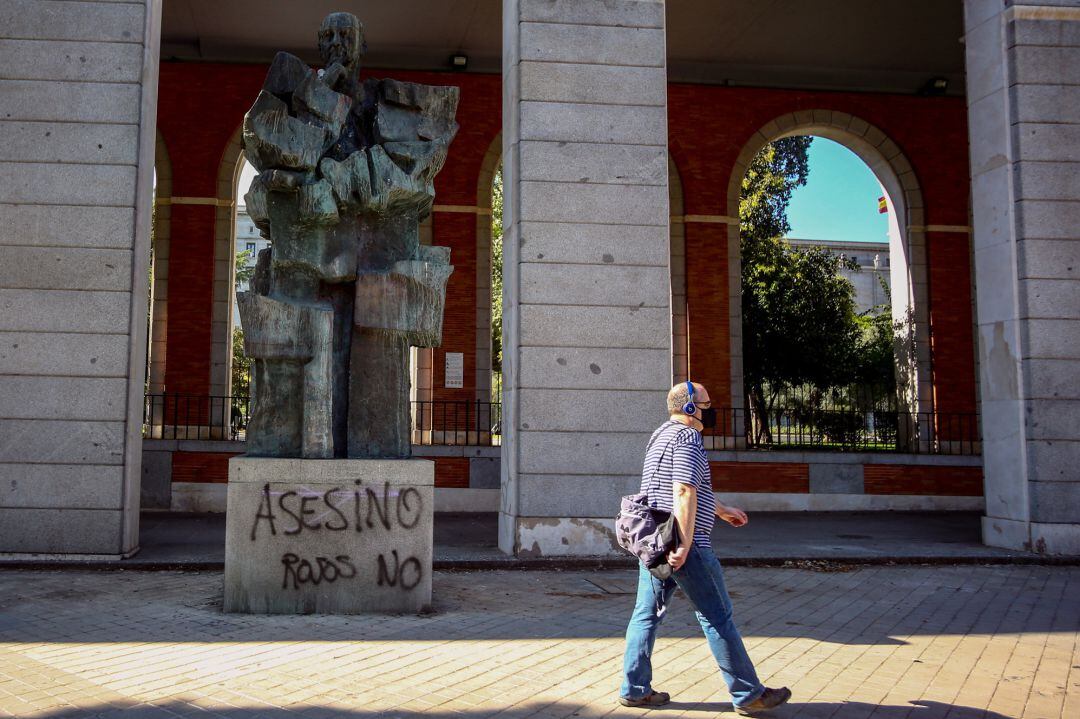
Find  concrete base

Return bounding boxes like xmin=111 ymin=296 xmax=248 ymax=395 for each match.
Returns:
xmin=0 ymin=548 xmax=139 ymax=561
xmin=172 ymin=482 xmax=227 ymax=513
xmin=500 ymin=493 xmax=987 ymax=557
xmin=983 ymin=516 xmax=1080 ymax=556
xmin=504 ymin=516 xmax=622 ymax=557
xmin=224 ymin=457 xmax=434 ymax=614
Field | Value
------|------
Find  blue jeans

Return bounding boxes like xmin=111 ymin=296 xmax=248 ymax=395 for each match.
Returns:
xmin=620 ymin=544 xmax=765 ymax=707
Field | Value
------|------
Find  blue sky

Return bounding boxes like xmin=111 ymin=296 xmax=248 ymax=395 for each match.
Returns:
xmin=785 ymin=137 xmax=889 ymax=244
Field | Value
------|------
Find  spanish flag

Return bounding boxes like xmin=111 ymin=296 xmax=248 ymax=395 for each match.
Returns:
xmin=878 ymin=196 xmax=888 ymax=214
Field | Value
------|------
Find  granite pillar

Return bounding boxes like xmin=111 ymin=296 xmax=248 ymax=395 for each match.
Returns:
xmin=963 ymin=1 xmax=1080 ymax=554
xmin=499 ymin=0 xmax=673 ymax=556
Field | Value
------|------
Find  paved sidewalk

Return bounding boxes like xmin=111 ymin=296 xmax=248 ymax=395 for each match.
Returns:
xmin=0 ymin=565 xmax=1077 ymax=718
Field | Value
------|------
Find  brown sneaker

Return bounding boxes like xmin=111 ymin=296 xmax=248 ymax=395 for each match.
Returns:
xmin=734 ymin=686 xmax=792 ymax=715
xmin=618 ymin=690 xmax=671 ymax=707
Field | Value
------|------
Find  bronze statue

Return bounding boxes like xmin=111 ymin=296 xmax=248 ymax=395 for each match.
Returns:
xmin=238 ymin=12 xmax=458 ymax=459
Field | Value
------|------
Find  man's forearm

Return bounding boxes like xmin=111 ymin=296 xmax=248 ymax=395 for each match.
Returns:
xmin=673 ymin=484 xmax=696 ymax=548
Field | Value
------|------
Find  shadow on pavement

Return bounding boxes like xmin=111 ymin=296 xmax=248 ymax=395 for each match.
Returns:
xmin=32 ymin=699 xmax=1017 ymax=718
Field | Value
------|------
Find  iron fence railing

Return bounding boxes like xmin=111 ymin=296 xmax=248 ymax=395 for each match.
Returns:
xmin=143 ymin=393 xmax=252 ymax=440
xmin=143 ymin=394 xmax=502 ymax=447
xmin=411 ymin=399 xmax=502 ymax=447
xmin=703 ymin=407 xmax=980 ymax=455
xmin=757 ymin=383 xmax=899 ymax=414
xmin=143 ymin=394 xmax=973 ymax=454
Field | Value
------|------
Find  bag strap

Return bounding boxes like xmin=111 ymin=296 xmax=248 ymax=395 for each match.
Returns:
xmin=642 ymin=423 xmax=680 ymax=499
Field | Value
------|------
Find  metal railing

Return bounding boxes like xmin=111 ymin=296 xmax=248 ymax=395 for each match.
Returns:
xmin=143 ymin=394 xmax=974 ymax=455
xmin=412 ymin=399 xmax=502 ymax=447
xmin=703 ymin=407 xmax=980 ymax=455
xmin=143 ymin=394 xmax=501 ymax=447
xmin=143 ymin=393 xmax=252 ymax=441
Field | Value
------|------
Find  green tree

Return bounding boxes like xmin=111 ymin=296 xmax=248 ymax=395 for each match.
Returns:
xmin=235 ymin=248 xmax=256 ymax=289
xmin=740 ymin=136 xmax=814 ymax=424
xmin=231 ymin=248 xmax=256 ymax=403
xmin=853 ymin=281 xmax=896 ymax=390
xmin=490 ymin=167 xmax=503 ymax=375
xmin=740 ymin=136 xmax=812 ymax=261
xmin=231 ymin=327 xmax=251 ymax=398
xmin=742 ymin=246 xmax=861 ymax=416
xmin=739 ymin=137 xmax=896 ymax=441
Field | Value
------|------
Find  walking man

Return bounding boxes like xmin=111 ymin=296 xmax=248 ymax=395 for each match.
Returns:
xmin=619 ymin=381 xmax=792 ymax=715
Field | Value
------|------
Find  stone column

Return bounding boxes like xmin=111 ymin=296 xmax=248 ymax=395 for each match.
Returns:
xmin=963 ymin=1 xmax=1080 ymax=554
xmin=500 ymin=0 xmax=672 ymax=556
xmin=0 ymin=0 xmax=161 ymax=556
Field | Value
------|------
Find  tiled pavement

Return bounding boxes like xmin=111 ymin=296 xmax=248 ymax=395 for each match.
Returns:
xmin=0 ymin=565 xmax=1077 ymax=718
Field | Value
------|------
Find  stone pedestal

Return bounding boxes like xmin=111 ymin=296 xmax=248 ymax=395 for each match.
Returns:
xmin=224 ymin=457 xmax=433 ymax=614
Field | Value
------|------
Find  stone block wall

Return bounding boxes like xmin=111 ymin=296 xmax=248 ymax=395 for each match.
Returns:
xmin=964 ymin=1 xmax=1080 ymax=554
xmin=0 ymin=0 xmax=160 ymax=556
xmin=500 ymin=0 xmax=674 ymax=555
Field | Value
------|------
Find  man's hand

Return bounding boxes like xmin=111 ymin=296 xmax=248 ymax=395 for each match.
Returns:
xmin=668 ymin=544 xmax=690 ymax=570
xmin=717 ymin=503 xmax=748 ymax=527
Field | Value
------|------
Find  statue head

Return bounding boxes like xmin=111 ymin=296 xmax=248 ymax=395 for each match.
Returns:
xmin=318 ymin=12 xmax=365 ymax=71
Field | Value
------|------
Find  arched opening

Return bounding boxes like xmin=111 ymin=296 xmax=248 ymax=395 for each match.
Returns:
xmin=215 ymin=127 xmax=247 ymax=402
xmin=147 ymin=132 xmax=171 ymax=398
xmin=231 ymin=158 xmax=263 ymax=429
xmin=725 ymin=113 xmax=931 ymax=450
xmin=476 ymin=133 xmax=502 ymax=405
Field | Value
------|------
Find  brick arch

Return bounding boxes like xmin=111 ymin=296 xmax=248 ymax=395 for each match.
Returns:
xmin=474 ymin=131 xmax=502 ymax=402
xmin=723 ymin=111 xmax=933 ymax=419
xmin=148 ymin=131 xmax=172 ymax=397
xmin=211 ymin=125 xmax=246 ymax=397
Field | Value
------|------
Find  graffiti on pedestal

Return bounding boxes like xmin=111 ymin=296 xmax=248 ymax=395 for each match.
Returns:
xmin=248 ymin=481 xmax=424 ymax=591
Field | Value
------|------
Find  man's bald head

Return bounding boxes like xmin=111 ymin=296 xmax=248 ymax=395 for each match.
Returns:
xmin=667 ymin=382 xmax=709 ymax=416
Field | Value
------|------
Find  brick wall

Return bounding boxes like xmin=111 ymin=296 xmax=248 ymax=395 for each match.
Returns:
xmin=683 ymin=222 xmax=731 ymax=409
xmin=711 ymin=462 xmax=810 ymax=493
xmin=927 ymin=231 xmax=980 ymax=430
xmin=157 ymin=63 xmax=267 ymax=397
xmin=430 ymin=457 xmax=470 ymax=489
xmin=864 ymin=464 xmax=983 ymax=496
xmin=171 ymin=451 xmax=240 ymax=484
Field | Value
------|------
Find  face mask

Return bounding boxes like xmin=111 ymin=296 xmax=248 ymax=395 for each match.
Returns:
xmin=699 ymin=407 xmax=718 ymax=429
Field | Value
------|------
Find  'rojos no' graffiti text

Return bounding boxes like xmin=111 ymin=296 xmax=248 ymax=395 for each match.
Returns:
xmin=278 ymin=550 xmax=423 ymax=591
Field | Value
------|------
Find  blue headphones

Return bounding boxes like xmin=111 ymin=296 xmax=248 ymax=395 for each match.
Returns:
xmin=682 ymin=380 xmax=696 ymax=415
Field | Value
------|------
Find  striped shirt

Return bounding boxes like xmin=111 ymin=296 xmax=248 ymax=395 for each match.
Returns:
xmin=640 ymin=419 xmax=716 ymax=550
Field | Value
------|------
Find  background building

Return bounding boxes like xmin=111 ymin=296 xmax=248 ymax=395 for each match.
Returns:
xmin=784 ymin=239 xmax=891 ymax=313
xmin=1 ymin=0 xmax=1077 ymax=558
xmin=231 ymin=205 xmax=267 ymax=326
